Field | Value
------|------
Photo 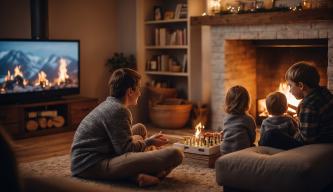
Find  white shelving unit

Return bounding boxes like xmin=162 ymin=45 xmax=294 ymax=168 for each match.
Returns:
xmin=137 ymin=0 xmax=205 ymax=100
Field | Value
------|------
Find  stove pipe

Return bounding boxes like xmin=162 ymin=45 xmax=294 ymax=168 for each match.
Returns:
xmin=30 ymin=0 xmax=48 ymax=40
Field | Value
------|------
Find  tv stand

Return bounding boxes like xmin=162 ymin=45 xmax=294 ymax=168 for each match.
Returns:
xmin=0 ymin=96 xmax=98 ymax=139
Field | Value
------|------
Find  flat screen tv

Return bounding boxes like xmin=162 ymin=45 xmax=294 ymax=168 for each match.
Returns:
xmin=0 ymin=39 xmax=80 ymax=104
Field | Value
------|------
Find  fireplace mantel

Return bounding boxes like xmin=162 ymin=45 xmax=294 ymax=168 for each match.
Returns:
xmin=191 ymin=9 xmax=333 ymax=26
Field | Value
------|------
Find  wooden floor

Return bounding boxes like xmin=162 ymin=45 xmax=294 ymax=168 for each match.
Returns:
xmin=13 ymin=131 xmax=75 ymax=163
xmin=13 ymin=125 xmax=194 ymax=163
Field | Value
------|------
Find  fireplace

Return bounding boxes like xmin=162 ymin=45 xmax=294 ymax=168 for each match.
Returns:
xmin=255 ymin=39 xmax=328 ymax=122
xmin=222 ymin=39 xmax=328 ymax=124
xmin=192 ymin=11 xmax=333 ymax=130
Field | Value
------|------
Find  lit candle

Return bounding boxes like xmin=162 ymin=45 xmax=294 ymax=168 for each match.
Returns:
xmin=210 ymin=0 xmax=221 ymax=15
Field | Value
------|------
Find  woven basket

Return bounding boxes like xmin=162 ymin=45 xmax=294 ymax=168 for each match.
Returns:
xmin=149 ymin=99 xmax=192 ymax=129
xmin=147 ymin=86 xmax=177 ymax=99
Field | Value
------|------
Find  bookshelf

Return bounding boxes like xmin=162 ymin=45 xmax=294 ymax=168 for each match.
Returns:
xmin=137 ymin=0 xmax=205 ymax=100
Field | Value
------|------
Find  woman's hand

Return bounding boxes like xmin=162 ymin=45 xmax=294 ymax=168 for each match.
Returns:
xmin=148 ymin=131 xmax=169 ymax=147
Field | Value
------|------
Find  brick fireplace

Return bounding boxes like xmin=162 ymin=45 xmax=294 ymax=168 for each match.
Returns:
xmin=192 ymin=9 xmax=333 ymax=130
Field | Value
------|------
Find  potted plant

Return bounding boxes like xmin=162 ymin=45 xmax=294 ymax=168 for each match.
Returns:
xmin=106 ymin=52 xmax=136 ymax=72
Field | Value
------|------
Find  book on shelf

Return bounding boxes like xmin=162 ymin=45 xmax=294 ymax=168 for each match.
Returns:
xmin=148 ymin=54 xmax=185 ymax=73
xmin=155 ymin=28 xmax=159 ymax=45
xmin=160 ymin=28 xmax=166 ymax=46
xmin=154 ymin=28 xmax=187 ymax=46
xmin=182 ymin=54 xmax=187 ymax=72
xmin=183 ymin=28 xmax=187 ymax=45
xmin=174 ymin=4 xmax=182 ymax=19
xmin=175 ymin=3 xmax=187 ymax=19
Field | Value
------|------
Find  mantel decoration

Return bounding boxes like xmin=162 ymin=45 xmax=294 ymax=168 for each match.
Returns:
xmin=205 ymin=0 xmax=330 ymax=15
xmin=106 ymin=52 xmax=136 ymax=72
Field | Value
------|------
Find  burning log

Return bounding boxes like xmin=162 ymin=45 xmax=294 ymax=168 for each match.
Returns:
xmin=14 ymin=75 xmax=25 ymax=87
xmin=4 ymin=80 xmax=15 ymax=90
xmin=287 ymin=104 xmax=297 ymax=117
xmin=288 ymin=103 xmax=297 ymax=111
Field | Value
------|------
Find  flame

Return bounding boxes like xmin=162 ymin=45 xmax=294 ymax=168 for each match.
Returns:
xmin=5 ymin=70 xmax=12 ymax=81
xmin=5 ymin=66 xmax=24 ymax=82
xmin=194 ymin=122 xmax=205 ymax=139
xmin=278 ymin=82 xmax=301 ymax=107
xmin=258 ymin=98 xmax=269 ymax=117
xmin=2 ymin=61 xmax=75 ymax=93
xmin=14 ymin=66 xmax=24 ymax=78
xmin=56 ymin=58 xmax=69 ymax=85
xmin=35 ymin=71 xmax=49 ymax=87
xmin=208 ymin=0 xmax=221 ymax=14
xmin=278 ymin=82 xmax=300 ymax=113
xmin=258 ymin=82 xmax=301 ymax=116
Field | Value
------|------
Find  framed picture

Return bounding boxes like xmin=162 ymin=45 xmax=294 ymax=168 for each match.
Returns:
xmin=154 ymin=6 xmax=163 ymax=20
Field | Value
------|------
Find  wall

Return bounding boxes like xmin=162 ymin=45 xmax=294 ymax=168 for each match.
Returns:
xmin=115 ymin=0 xmax=136 ymax=55
xmin=0 ymin=0 xmax=118 ymax=101
xmin=0 ymin=0 xmax=31 ymax=38
xmin=48 ymin=0 xmax=117 ymax=100
xmin=114 ymin=0 xmax=142 ymax=122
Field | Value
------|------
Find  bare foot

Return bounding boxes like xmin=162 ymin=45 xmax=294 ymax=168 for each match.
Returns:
xmin=136 ymin=173 xmax=160 ymax=187
xmin=156 ymin=169 xmax=172 ymax=179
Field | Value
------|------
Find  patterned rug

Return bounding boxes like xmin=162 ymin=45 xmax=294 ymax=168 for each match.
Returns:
xmin=19 ymin=154 xmax=223 ymax=192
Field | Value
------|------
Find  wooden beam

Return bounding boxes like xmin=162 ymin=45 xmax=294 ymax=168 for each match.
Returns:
xmin=191 ymin=9 xmax=333 ymax=26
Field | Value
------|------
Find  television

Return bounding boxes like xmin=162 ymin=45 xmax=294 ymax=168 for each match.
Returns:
xmin=0 ymin=39 xmax=80 ymax=104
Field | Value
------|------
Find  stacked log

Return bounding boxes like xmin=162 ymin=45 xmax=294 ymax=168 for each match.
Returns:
xmin=25 ymin=110 xmax=65 ymax=132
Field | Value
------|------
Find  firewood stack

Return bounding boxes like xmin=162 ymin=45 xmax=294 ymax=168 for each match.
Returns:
xmin=26 ymin=111 xmax=65 ymax=132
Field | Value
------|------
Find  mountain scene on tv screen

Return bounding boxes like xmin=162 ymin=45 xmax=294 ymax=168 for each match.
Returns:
xmin=0 ymin=46 xmax=78 ymax=94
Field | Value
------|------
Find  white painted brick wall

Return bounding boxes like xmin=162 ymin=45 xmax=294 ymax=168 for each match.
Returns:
xmin=210 ymin=21 xmax=333 ymax=130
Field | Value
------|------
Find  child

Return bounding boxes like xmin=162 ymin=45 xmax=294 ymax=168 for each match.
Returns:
xmin=258 ymin=91 xmax=298 ymax=146
xmin=260 ymin=61 xmax=333 ymax=149
xmin=220 ymin=85 xmax=256 ymax=155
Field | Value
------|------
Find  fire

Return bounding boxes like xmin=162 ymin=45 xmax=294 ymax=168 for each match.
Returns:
xmin=5 ymin=66 xmax=24 ymax=81
xmin=182 ymin=122 xmax=221 ymax=147
xmin=5 ymin=70 xmax=12 ymax=81
xmin=195 ymin=122 xmax=205 ymax=139
xmin=278 ymin=82 xmax=300 ymax=113
xmin=258 ymin=82 xmax=301 ymax=117
xmin=14 ymin=66 xmax=24 ymax=78
xmin=56 ymin=58 xmax=69 ymax=85
xmin=1 ymin=59 xmax=75 ymax=93
xmin=35 ymin=71 xmax=49 ymax=88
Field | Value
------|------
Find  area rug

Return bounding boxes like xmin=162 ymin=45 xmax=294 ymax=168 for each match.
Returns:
xmin=19 ymin=155 xmax=223 ymax=192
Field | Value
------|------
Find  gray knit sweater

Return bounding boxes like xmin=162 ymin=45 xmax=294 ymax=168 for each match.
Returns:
xmin=220 ymin=113 xmax=256 ymax=155
xmin=260 ymin=115 xmax=298 ymax=139
xmin=71 ymin=97 xmax=149 ymax=176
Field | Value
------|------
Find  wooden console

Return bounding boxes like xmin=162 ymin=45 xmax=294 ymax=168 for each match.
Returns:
xmin=0 ymin=97 xmax=98 ymax=139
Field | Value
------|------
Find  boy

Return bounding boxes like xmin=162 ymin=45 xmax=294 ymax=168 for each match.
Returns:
xmin=258 ymin=91 xmax=298 ymax=146
xmin=71 ymin=68 xmax=183 ymax=187
xmin=260 ymin=61 xmax=333 ymax=149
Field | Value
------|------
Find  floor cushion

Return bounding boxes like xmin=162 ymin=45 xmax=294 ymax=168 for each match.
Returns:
xmin=215 ymin=144 xmax=333 ymax=192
